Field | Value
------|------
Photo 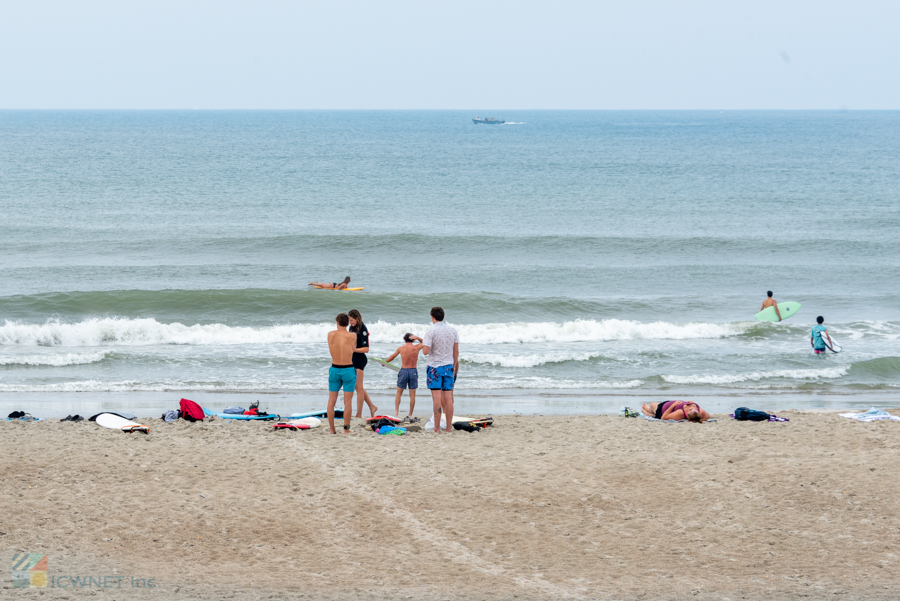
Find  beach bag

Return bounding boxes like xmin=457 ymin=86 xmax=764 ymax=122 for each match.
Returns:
xmin=734 ymin=407 xmax=770 ymax=421
xmin=452 ymin=421 xmax=479 ymax=432
xmin=179 ymin=398 xmax=205 ymax=422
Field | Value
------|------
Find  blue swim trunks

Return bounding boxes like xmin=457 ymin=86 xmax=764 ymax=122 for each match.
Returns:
xmin=328 ymin=365 xmax=357 ymax=392
xmin=397 ymin=367 xmax=418 ymax=390
xmin=426 ymin=365 xmax=455 ymax=391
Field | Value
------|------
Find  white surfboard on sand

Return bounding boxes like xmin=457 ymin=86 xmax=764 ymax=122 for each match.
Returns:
xmin=284 ymin=417 xmax=321 ymax=428
xmin=95 ymin=412 xmax=150 ymax=433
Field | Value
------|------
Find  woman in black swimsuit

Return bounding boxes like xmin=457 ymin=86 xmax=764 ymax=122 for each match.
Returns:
xmin=348 ymin=309 xmax=377 ymax=418
xmin=308 ymin=276 xmax=350 ymax=290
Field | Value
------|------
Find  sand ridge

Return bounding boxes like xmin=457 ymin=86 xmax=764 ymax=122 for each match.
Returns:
xmin=2 ymin=410 xmax=900 ymax=600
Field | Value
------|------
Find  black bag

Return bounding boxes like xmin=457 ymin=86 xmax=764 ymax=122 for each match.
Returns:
xmin=734 ymin=407 xmax=770 ymax=421
xmin=452 ymin=421 xmax=479 ymax=432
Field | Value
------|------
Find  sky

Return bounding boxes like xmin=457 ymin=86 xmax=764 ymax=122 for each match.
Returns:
xmin=1 ymin=0 xmax=898 ymax=109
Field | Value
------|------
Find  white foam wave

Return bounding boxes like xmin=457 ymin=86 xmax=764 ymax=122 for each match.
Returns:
xmin=0 ymin=318 xmax=745 ymax=347
xmin=0 ymin=351 xmax=109 ymax=367
xmin=661 ymin=366 xmax=848 ymax=385
xmin=0 ymin=377 xmax=644 ymax=393
xmin=464 ymin=351 xmax=608 ymax=368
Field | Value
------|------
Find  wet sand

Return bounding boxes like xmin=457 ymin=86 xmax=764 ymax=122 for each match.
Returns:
xmin=2 ymin=409 xmax=900 ymax=600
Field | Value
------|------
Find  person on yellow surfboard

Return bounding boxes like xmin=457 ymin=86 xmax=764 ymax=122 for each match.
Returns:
xmin=760 ymin=290 xmax=782 ymax=321
xmin=309 ymin=276 xmax=350 ymax=290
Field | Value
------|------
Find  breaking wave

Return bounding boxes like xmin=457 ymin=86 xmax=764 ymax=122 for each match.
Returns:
xmin=661 ymin=366 xmax=849 ymax=385
xmin=0 ymin=351 xmax=109 ymax=367
xmin=0 ymin=317 xmax=746 ymax=347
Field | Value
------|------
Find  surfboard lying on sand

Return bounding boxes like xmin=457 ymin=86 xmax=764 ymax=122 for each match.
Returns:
xmin=820 ymin=331 xmax=842 ymax=353
xmin=204 ymin=409 xmax=279 ymax=420
xmin=371 ymin=357 xmax=401 ymax=372
xmin=290 ymin=410 xmax=343 ymax=419
xmin=755 ymin=301 xmax=801 ymax=322
xmin=95 ymin=412 xmax=150 ymax=433
xmin=366 ymin=415 xmax=402 ymax=423
xmin=272 ymin=420 xmax=312 ymax=430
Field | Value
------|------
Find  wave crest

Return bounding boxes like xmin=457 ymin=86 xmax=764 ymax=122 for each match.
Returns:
xmin=661 ymin=366 xmax=848 ymax=385
xmin=0 ymin=351 xmax=109 ymax=367
xmin=0 ymin=317 xmax=745 ymax=347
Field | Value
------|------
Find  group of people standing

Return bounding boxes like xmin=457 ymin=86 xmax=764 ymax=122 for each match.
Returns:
xmin=326 ymin=306 xmax=459 ymax=434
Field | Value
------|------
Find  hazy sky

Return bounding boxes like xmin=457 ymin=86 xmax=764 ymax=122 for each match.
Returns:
xmin=2 ymin=0 xmax=897 ymax=109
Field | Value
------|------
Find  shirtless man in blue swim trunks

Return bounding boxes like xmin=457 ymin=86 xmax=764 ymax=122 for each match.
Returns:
xmin=327 ymin=313 xmax=357 ymax=434
xmin=385 ymin=333 xmax=425 ymax=417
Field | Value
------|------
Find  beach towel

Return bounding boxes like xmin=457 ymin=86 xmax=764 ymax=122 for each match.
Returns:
xmin=839 ymin=408 xmax=900 ymax=422
xmin=377 ymin=426 xmax=406 ymax=435
xmin=639 ymin=415 xmax=717 ymax=423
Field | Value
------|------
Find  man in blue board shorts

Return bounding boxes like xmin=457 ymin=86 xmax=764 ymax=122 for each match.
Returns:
xmin=811 ymin=316 xmax=829 ymax=355
xmin=385 ymin=333 xmax=425 ymax=417
xmin=327 ymin=313 xmax=357 ymax=434
xmin=422 ymin=307 xmax=459 ymax=433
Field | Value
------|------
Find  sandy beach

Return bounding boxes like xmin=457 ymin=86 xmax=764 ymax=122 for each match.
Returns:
xmin=3 ymin=409 xmax=900 ymax=600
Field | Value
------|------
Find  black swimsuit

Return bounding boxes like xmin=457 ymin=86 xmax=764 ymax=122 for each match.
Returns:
xmin=351 ymin=323 xmax=369 ymax=370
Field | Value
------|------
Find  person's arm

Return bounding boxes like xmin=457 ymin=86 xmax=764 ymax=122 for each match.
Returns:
xmin=385 ymin=347 xmax=402 ymax=363
xmin=774 ymin=301 xmax=782 ymax=321
xmin=337 ymin=283 xmax=347 ymax=290
xmin=452 ymin=342 xmax=459 ymax=374
xmin=661 ymin=406 xmax=683 ymax=420
xmin=421 ymin=332 xmax=432 ymax=356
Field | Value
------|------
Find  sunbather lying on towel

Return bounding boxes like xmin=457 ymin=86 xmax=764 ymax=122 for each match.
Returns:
xmin=641 ymin=400 xmax=709 ymax=422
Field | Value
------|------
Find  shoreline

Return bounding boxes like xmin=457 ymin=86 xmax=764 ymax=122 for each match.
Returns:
xmin=2 ymin=388 xmax=898 ymax=420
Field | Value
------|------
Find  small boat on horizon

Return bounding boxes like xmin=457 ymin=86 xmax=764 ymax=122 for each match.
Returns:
xmin=472 ymin=117 xmax=505 ymax=124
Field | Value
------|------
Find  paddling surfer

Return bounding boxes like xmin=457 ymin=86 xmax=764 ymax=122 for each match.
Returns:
xmin=309 ymin=276 xmax=351 ymax=290
xmin=422 ymin=307 xmax=459 ymax=433
xmin=327 ymin=313 xmax=356 ymax=434
xmin=385 ymin=333 xmax=425 ymax=417
xmin=760 ymin=291 xmax=782 ymax=321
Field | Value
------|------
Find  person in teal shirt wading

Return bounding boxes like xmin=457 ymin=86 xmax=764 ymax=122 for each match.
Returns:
xmin=811 ymin=316 xmax=829 ymax=355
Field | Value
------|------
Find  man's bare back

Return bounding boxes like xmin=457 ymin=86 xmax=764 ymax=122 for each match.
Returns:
xmin=387 ymin=336 xmax=424 ymax=368
xmin=761 ymin=292 xmax=782 ymax=321
xmin=328 ymin=329 xmax=356 ymax=365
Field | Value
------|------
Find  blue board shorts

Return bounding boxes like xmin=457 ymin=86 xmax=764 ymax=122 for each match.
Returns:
xmin=397 ymin=367 xmax=418 ymax=390
xmin=427 ymin=365 xmax=455 ymax=391
xmin=328 ymin=366 xmax=357 ymax=392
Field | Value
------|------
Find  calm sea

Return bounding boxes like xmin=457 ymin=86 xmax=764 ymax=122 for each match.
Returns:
xmin=1 ymin=110 xmax=899 ymax=416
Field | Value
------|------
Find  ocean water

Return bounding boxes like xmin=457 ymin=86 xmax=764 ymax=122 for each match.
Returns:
xmin=1 ymin=110 xmax=899 ymax=415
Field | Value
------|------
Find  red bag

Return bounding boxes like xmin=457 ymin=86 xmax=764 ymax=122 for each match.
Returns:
xmin=179 ymin=398 xmax=205 ymax=422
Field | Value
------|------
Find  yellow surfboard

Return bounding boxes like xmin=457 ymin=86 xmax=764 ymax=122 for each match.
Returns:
xmin=311 ymin=286 xmax=365 ymax=291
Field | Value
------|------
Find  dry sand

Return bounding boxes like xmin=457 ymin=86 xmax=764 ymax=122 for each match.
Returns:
xmin=2 ymin=409 xmax=900 ymax=600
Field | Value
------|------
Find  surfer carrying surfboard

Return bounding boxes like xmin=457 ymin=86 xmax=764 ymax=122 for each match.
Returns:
xmin=811 ymin=316 xmax=830 ymax=355
xmin=385 ymin=333 xmax=425 ymax=417
xmin=760 ymin=291 xmax=782 ymax=321
xmin=309 ymin=276 xmax=351 ymax=290
xmin=326 ymin=313 xmax=357 ymax=434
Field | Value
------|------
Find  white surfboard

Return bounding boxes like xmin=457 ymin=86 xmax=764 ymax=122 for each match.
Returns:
xmin=821 ymin=331 xmax=842 ymax=353
xmin=371 ymin=357 xmax=401 ymax=372
xmin=95 ymin=412 xmax=150 ymax=433
xmin=284 ymin=417 xmax=321 ymax=428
